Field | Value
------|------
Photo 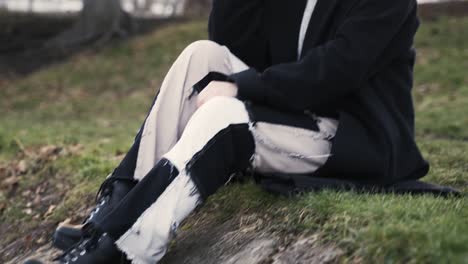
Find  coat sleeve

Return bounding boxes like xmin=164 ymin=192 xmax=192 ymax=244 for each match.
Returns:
xmin=230 ymin=0 xmax=417 ymax=112
xmin=209 ymin=0 xmax=268 ymax=71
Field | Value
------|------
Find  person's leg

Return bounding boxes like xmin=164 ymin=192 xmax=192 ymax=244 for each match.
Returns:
xmin=55 ymin=97 xmax=254 ymax=264
xmin=106 ymin=97 xmax=254 ymax=263
xmin=132 ymin=40 xmax=248 ymax=180
xmin=104 ymin=40 xmax=247 ymax=183
xmin=52 ymin=40 xmax=249 ymax=250
xmin=110 ymin=114 xmax=338 ymax=264
xmin=53 ymin=98 xmax=338 ymax=264
xmin=93 ymin=39 xmax=243 ymax=216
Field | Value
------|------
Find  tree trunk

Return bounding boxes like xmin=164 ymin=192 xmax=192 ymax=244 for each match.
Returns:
xmin=47 ymin=0 xmax=134 ymax=49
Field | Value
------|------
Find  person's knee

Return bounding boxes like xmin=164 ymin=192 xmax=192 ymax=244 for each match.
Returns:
xmin=185 ymin=40 xmax=223 ymax=54
xmin=194 ymin=97 xmax=250 ymax=128
xmin=182 ymin=40 xmax=228 ymax=65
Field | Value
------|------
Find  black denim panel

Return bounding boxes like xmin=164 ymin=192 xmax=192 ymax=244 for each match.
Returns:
xmin=96 ymin=158 xmax=179 ymax=239
xmin=186 ymin=124 xmax=255 ymax=200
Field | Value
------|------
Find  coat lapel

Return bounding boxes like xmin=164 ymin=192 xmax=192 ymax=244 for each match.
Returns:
xmin=300 ymin=0 xmax=340 ymax=59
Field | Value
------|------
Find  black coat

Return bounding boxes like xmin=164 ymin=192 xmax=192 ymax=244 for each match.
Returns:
xmin=207 ymin=0 xmax=430 ymax=188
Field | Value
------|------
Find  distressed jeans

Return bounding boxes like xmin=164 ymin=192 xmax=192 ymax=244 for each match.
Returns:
xmin=94 ymin=40 xmax=339 ymax=264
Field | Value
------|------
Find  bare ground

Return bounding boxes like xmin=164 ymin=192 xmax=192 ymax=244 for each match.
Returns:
xmin=8 ymin=214 xmax=343 ymax=264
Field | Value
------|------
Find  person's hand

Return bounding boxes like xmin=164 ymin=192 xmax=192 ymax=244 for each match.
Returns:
xmin=196 ymin=81 xmax=238 ymax=108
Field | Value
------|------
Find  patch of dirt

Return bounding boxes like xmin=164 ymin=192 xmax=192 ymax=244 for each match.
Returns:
xmin=161 ymin=213 xmax=343 ymax=264
xmin=272 ymin=235 xmax=343 ymax=264
xmin=6 ymin=245 xmax=60 ymax=264
xmin=0 ymin=144 xmax=84 ymax=263
xmin=162 ymin=215 xmax=272 ymax=264
xmin=12 ymin=213 xmax=343 ymax=264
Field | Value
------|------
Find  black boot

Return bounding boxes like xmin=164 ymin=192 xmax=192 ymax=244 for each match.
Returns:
xmin=25 ymin=225 xmax=130 ymax=264
xmin=53 ymin=177 xmax=135 ymax=250
xmin=54 ymin=224 xmax=130 ymax=264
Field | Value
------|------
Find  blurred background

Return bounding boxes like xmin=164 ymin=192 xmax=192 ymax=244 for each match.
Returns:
xmin=0 ymin=0 xmax=467 ymax=76
xmin=0 ymin=0 xmax=467 ymax=263
xmin=0 ymin=0 xmax=186 ymax=17
xmin=0 ymin=0 xmax=211 ymax=75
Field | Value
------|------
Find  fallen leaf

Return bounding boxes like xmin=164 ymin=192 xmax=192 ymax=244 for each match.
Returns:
xmin=33 ymin=195 xmax=41 ymax=205
xmin=17 ymin=160 xmax=28 ymax=174
xmin=35 ymin=184 xmax=46 ymax=194
xmin=45 ymin=205 xmax=57 ymax=217
xmin=39 ymin=194 xmax=56 ymax=203
xmin=39 ymin=145 xmax=61 ymax=158
xmin=23 ymin=234 xmax=33 ymax=246
xmin=59 ymin=218 xmax=72 ymax=226
xmin=36 ymin=236 xmax=46 ymax=244
xmin=2 ymin=175 xmax=19 ymax=187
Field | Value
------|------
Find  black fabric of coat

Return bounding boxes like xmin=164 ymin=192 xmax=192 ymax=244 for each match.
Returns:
xmin=202 ymin=0 xmax=460 ymax=196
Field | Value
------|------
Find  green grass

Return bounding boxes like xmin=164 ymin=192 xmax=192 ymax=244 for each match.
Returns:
xmin=413 ymin=17 xmax=468 ymax=140
xmin=1 ymin=17 xmax=467 ymax=263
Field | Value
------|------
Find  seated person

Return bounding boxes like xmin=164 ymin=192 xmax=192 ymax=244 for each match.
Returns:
xmin=31 ymin=0 xmax=432 ymax=263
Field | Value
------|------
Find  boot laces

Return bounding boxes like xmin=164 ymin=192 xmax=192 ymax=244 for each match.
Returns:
xmin=56 ymin=225 xmax=102 ymax=263
xmin=85 ymin=176 xmax=133 ymax=222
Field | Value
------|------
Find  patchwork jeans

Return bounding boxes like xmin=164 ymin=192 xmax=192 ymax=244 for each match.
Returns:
xmin=94 ymin=40 xmax=339 ymax=264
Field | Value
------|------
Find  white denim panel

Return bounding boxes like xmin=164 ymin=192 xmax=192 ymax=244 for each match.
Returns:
xmin=134 ymin=41 xmax=239 ymax=180
xmin=251 ymin=117 xmax=339 ymax=174
xmin=116 ymin=172 xmax=201 ymax=264
xmin=163 ymin=96 xmax=251 ymax=171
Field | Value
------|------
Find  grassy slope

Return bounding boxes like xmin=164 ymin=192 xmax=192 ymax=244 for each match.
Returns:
xmin=0 ymin=17 xmax=467 ymax=263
